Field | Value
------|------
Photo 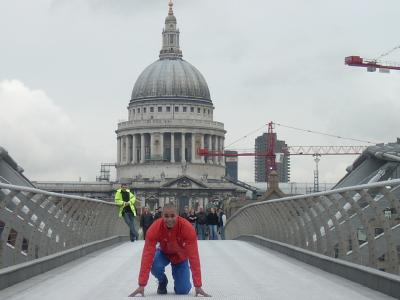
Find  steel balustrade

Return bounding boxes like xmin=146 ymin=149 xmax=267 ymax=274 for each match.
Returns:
xmin=0 ymin=183 xmax=126 ymax=268
xmin=226 ymin=179 xmax=400 ymax=274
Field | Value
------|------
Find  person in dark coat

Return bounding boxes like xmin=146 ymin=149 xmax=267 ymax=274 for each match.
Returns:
xmin=153 ymin=207 xmax=162 ymax=220
xmin=206 ymin=207 xmax=219 ymax=240
xmin=140 ymin=207 xmax=154 ymax=240
xmin=218 ymin=208 xmax=227 ymax=240
xmin=195 ymin=207 xmax=207 ymax=240
xmin=187 ymin=208 xmax=197 ymax=229
xmin=180 ymin=205 xmax=189 ymax=221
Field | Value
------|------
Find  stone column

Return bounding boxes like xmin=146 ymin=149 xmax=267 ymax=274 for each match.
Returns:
xmin=150 ymin=133 xmax=155 ymax=160
xmin=122 ymin=137 xmax=126 ymax=164
xmin=191 ymin=133 xmax=196 ymax=163
xmin=171 ymin=132 xmax=175 ymax=163
xmin=121 ymin=136 xmax=125 ymax=163
xmin=208 ymin=135 xmax=213 ymax=164
xmin=132 ymin=134 xmax=137 ymax=164
xmin=160 ymin=133 xmax=164 ymax=160
xmin=216 ymin=136 xmax=221 ymax=165
xmin=221 ymin=137 xmax=226 ymax=166
xmin=128 ymin=135 xmax=133 ymax=163
xmin=200 ymin=134 xmax=205 ymax=163
xmin=140 ymin=133 xmax=145 ymax=163
xmin=122 ymin=136 xmax=126 ymax=164
xmin=117 ymin=137 xmax=121 ymax=165
xmin=212 ymin=135 xmax=217 ymax=164
xmin=181 ymin=133 xmax=186 ymax=163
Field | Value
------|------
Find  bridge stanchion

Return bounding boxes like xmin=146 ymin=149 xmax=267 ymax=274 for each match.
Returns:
xmin=361 ymin=188 xmax=399 ymax=274
xmin=262 ymin=204 xmax=278 ymax=241
xmin=270 ymin=202 xmax=288 ymax=243
xmin=303 ymin=196 xmax=323 ymax=253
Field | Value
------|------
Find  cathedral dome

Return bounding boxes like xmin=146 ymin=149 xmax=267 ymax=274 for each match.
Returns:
xmin=131 ymin=59 xmax=211 ymax=103
xmin=130 ymin=0 xmax=211 ymax=104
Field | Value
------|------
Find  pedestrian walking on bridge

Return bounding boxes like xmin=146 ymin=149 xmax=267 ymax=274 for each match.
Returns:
xmin=114 ymin=183 xmax=138 ymax=242
xmin=196 ymin=207 xmax=207 ymax=240
xmin=218 ymin=208 xmax=227 ymax=240
xmin=140 ymin=206 xmax=154 ymax=240
xmin=153 ymin=207 xmax=162 ymax=220
xmin=206 ymin=207 xmax=219 ymax=240
xmin=129 ymin=203 xmax=211 ymax=297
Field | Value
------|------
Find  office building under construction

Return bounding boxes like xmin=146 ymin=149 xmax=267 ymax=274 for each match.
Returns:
xmin=255 ymin=133 xmax=290 ymax=182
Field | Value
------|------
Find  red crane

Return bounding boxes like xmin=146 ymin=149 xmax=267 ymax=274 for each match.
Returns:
xmin=198 ymin=144 xmax=366 ymax=192
xmin=198 ymin=122 xmax=277 ymax=180
xmin=287 ymin=145 xmax=367 ymax=156
xmin=345 ymin=56 xmax=400 ymax=72
xmin=198 ymin=122 xmax=368 ymax=182
xmin=198 ymin=145 xmax=366 ymax=157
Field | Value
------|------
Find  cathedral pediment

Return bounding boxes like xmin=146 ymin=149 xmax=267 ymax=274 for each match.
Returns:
xmin=162 ymin=176 xmax=208 ymax=189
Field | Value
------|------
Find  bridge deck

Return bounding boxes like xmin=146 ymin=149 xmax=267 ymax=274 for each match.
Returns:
xmin=0 ymin=240 xmax=395 ymax=300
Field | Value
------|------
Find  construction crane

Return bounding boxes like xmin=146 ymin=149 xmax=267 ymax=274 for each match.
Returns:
xmin=198 ymin=121 xmax=369 ymax=192
xmin=198 ymin=145 xmax=366 ymax=157
xmin=345 ymin=56 xmax=400 ymax=73
xmin=345 ymin=44 xmax=400 ymax=73
xmin=199 ymin=145 xmax=365 ymax=193
xmin=286 ymin=145 xmax=367 ymax=156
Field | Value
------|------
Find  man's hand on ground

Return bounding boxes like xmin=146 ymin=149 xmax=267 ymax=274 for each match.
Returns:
xmin=195 ymin=287 xmax=211 ymax=297
xmin=128 ymin=286 xmax=145 ymax=297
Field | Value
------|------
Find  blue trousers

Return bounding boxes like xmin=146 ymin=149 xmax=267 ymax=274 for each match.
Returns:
xmin=197 ymin=224 xmax=206 ymax=240
xmin=208 ymin=225 xmax=218 ymax=240
xmin=151 ymin=249 xmax=192 ymax=295
xmin=122 ymin=210 xmax=138 ymax=241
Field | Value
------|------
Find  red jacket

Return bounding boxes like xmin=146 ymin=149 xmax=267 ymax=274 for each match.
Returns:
xmin=138 ymin=217 xmax=202 ymax=287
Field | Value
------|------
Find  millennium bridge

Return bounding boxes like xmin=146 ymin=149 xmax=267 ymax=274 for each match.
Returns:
xmin=1 ymin=178 xmax=400 ymax=299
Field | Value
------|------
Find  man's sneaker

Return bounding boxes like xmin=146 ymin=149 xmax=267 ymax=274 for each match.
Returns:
xmin=157 ymin=278 xmax=168 ymax=295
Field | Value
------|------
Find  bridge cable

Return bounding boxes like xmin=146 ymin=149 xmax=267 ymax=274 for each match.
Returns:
xmin=275 ymin=123 xmax=378 ymax=144
xmin=375 ymin=44 xmax=400 ymax=61
xmin=225 ymin=122 xmax=378 ymax=150
xmin=225 ymin=125 xmax=266 ymax=148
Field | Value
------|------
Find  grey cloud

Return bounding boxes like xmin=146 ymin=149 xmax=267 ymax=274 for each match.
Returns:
xmin=0 ymin=80 xmax=101 ymax=181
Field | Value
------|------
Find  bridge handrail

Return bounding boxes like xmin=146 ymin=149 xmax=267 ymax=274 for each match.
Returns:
xmin=0 ymin=183 xmax=116 ymax=205
xmin=0 ymin=183 xmax=126 ymax=269
xmin=227 ymin=178 xmax=400 ymax=225
xmin=226 ymin=178 xmax=400 ymax=275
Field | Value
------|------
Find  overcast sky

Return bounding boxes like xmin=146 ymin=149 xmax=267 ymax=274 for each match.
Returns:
xmin=1 ymin=0 xmax=400 ymax=184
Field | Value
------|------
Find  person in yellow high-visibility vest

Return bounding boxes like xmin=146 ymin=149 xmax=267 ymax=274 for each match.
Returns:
xmin=115 ymin=183 xmax=138 ymax=242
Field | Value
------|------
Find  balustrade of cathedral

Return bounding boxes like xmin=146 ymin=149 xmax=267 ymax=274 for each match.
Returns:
xmin=117 ymin=132 xmax=225 ymax=166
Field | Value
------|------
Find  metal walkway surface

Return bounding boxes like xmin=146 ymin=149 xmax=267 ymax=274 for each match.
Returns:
xmin=0 ymin=241 xmax=395 ymax=300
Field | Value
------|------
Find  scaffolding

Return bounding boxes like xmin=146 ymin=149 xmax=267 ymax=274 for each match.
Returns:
xmin=96 ymin=163 xmax=116 ymax=182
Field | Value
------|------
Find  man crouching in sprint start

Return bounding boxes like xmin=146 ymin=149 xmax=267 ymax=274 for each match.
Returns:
xmin=129 ymin=203 xmax=211 ymax=297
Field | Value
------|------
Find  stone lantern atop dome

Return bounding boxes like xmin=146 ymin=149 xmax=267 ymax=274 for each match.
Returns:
xmin=160 ymin=0 xmax=182 ymax=60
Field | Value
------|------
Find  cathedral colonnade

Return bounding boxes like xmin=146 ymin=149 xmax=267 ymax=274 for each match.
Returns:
xmin=117 ymin=132 xmax=225 ymax=166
